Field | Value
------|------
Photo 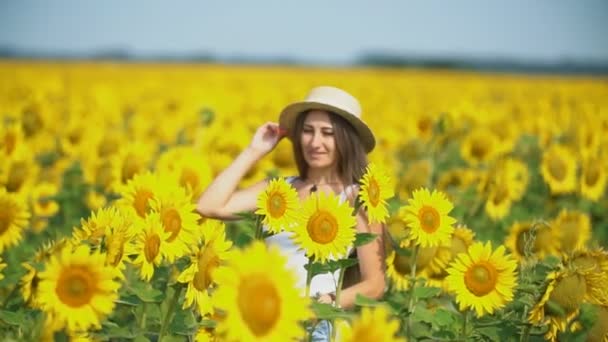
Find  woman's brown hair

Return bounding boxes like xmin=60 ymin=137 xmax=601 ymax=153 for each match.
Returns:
xmin=290 ymin=110 xmax=368 ymax=186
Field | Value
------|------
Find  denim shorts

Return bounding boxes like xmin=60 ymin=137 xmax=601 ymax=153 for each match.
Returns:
xmin=310 ymin=320 xmax=332 ymax=342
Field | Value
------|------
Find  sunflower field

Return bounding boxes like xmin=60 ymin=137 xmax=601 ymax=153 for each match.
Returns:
xmin=1 ymin=60 xmax=608 ymax=341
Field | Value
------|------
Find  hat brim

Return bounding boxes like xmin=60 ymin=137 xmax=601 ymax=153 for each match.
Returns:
xmin=279 ymin=101 xmax=376 ymax=153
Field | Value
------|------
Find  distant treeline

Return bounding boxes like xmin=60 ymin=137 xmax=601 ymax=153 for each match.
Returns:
xmin=1 ymin=47 xmax=607 ymax=75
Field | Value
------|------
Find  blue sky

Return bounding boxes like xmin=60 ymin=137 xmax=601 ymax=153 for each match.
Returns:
xmin=1 ymin=0 xmax=607 ymax=64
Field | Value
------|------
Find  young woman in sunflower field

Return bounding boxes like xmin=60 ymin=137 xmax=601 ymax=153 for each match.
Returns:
xmin=197 ymin=86 xmax=387 ymax=338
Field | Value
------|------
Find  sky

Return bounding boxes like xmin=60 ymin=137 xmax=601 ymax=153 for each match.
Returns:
xmin=1 ymin=0 xmax=607 ymax=64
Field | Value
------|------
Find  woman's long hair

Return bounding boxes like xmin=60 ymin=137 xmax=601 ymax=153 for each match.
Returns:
xmin=291 ymin=110 xmax=368 ymax=187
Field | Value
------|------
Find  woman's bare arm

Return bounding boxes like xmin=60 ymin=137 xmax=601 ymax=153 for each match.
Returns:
xmin=196 ymin=122 xmax=285 ymax=220
xmin=336 ymin=209 xmax=386 ymax=309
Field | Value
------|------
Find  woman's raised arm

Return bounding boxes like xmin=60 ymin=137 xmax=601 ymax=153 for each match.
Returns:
xmin=196 ymin=122 xmax=286 ymax=220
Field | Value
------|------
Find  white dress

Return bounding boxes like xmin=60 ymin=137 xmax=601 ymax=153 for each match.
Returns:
xmin=264 ymin=176 xmax=356 ymax=297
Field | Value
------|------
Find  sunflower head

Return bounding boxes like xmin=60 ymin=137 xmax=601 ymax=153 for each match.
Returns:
xmin=0 ymin=188 xmax=30 ymax=253
xmin=505 ymin=221 xmax=559 ymax=262
xmin=213 ymin=242 xmax=312 ymax=341
xmin=540 ymin=144 xmax=577 ymax=195
xmin=399 ymin=188 xmax=456 ymax=248
xmin=338 ymin=306 xmax=406 ymax=342
xmin=255 ymin=177 xmax=301 ymax=234
xmin=446 ymin=241 xmax=518 ymax=317
xmin=359 ymin=163 xmax=395 ymax=224
xmin=292 ymin=191 xmax=357 ymax=263
xmin=37 ymin=244 xmax=122 ymax=333
xmin=551 ymin=209 xmax=591 ymax=254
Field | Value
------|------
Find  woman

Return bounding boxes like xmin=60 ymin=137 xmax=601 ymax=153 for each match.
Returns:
xmin=196 ymin=85 xmax=386 ymax=312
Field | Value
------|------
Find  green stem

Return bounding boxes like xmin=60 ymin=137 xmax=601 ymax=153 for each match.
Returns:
xmin=406 ymin=245 xmax=419 ymax=340
xmin=159 ymin=285 xmax=183 ymax=341
xmin=519 ymin=306 xmax=531 ymax=342
xmin=461 ymin=310 xmax=470 ymax=340
xmin=254 ymin=214 xmax=263 ymax=240
xmin=305 ymin=258 xmax=313 ymax=298
xmin=140 ymin=302 xmax=148 ymax=330
xmin=331 ymin=267 xmax=346 ymax=341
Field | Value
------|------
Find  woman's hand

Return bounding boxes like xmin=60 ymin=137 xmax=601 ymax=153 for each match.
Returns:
xmin=248 ymin=122 xmax=287 ymax=157
xmin=317 ymin=293 xmax=336 ymax=305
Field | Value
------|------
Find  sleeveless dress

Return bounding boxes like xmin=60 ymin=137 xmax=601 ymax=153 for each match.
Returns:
xmin=264 ymin=176 xmax=357 ymax=297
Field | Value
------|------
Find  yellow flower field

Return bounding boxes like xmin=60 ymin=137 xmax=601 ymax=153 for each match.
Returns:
xmin=0 ymin=60 xmax=607 ymax=341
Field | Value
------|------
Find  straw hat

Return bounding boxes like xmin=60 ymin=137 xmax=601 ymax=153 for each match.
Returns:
xmin=278 ymin=86 xmax=376 ymax=152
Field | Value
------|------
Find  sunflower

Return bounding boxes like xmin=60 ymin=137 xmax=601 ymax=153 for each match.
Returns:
xmin=446 ymin=241 xmax=518 ymax=317
xmin=212 ymin=241 xmax=312 ymax=341
xmin=528 ymin=267 xmax=608 ymax=341
xmin=178 ymin=220 xmax=232 ymax=315
xmin=484 ymin=181 xmax=513 ymax=221
xmin=0 ymin=146 xmax=39 ymax=195
xmin=156 ymin=146 xmax=213 ymax=201
xmin=0 ymin=187 xmax=30 ymax=252
xmin=399 ymin=188 xmax=456 ymax=248
xmin=150 ymin=183 xmax=200 ymax=262
xmin=397 ymin=159 xmax=432 ymax=200
xmin=460 ymin=129 xmax=501 ymax=166
xmin=72 ymin=206 xmax=123 ymax=247
xmin=102 ymin=212 xmax=137 ymax=275
xmin=0 ymin=120 xmax=25 ymax=158
xmin=359 ymin=163 xmax=395 ymax=224
xmin=337 ymin=306 xmax=406 ymax=342
xmin=551 ymin=209 xmax=591 ymax=254
xmin=109 ymin=142 xmax=154 ymax=193
xmin=115 ymin=170 xmax=159 ymax=219
xmin=31 ymin=181 xmax=60 ymax=218
xmin=255 ymin=177 xmax=301 ymax=234
xmin=21 ymin=262 xmax=40 ymax=307
xmin=425 ymin=225 xmax=476 ymax=279
xmin=586 ymin=305 xmax=608 ymax=342
xmin=37 ymin=244 xmax=122 ymax=333
xmin=131 ymin=213 xmax=171 ymax=281
xmin=580 ymin=155 xmax=607 ymax=202
xmin=505 ymin=221 xmax=559 ymax=262
xmin=291 ymin=191 xmax=357 ymax=263
xmin=540 ymin=144 xmax=577 ymax=195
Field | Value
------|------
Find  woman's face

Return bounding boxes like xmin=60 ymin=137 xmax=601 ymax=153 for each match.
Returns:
xmin=300 ymin=110 xmax=337 ymax=170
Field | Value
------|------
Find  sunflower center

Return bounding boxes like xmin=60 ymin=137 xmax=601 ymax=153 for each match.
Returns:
xmin=418 ymin=206 xmax=440 ymax=233
xmin=134 ymin=189 xmax=153 ymax=218
xmin=97 ymin=137 xmax=119 ymax=158
xmin=193 ymin=252 xmax=220 ymax=291
xmin=121 ymin=156 xmax=139 ymax=183
xmin=584 ymin=165 xmax=600 ymax=186
xmin=7 ymin=161 xmax=27 ymax=192
xmin=548 ymin=156 xmax=567 ymax=181
xmin=56 ymin=266 xmax=96 ymax=308
xmin=392 ymin=253 xmax=411 ymax=275
xmin=368 ymin=178 xmax=381 ymax=207
xmin=162 ymin=209 xmax=182 ymax=242
xmin=306 ymin=210 xmax=338 ymax=244
xmin=238 ymin=274 xmax=281 ymax=337
xmin=0 ymin=204 xmax=14 ymax=234
xmin=144 ymin=234 xmax=161 ymax=262
xmin=464 ymin=262 xmax=498 ymax=296
xmin=96 ymin=161 xmax=114 ymax=189
xmin=4 ymin=132 xmax=16 ymax=155
xmin=492 ymin=186 xmax=509 ymax=205
xmin=471 ymin=139 xmax=489 ymax=160
xmin=548 ymin=273 xmax=586 ymax=312
xmin=180 ymin=168 xmax=200 ymax=193
xmin=267 ymin=192 xmax=287 ymax=218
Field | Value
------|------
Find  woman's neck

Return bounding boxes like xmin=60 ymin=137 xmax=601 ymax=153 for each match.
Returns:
xmin=304 ymin=168 xmax=342 ymax=187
